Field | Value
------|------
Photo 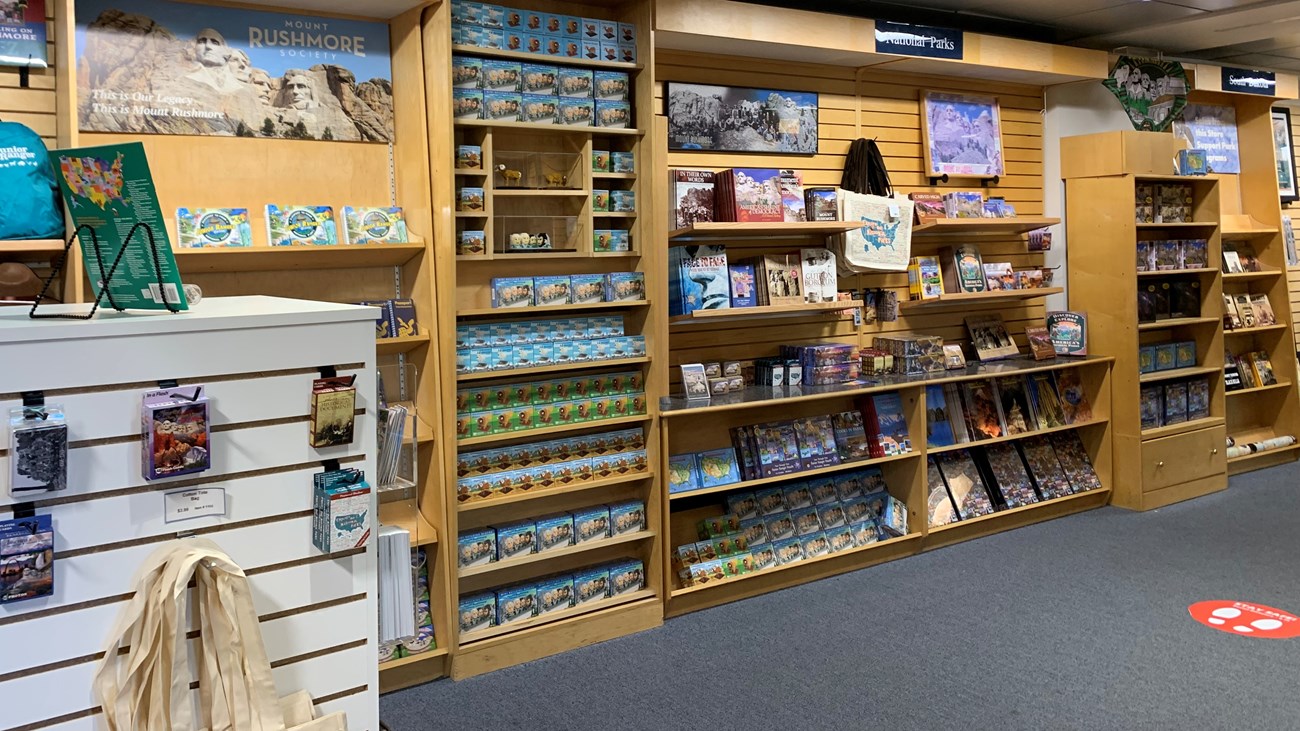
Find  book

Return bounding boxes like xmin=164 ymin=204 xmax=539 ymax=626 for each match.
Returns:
xmin=795 ymin=415 xmax=842 ymax=469
xmin=668 ymin=245 xmax=730 ymax=317
xmin=0 ymin=514 xmax=55 ymax=603
xmin=804 ymin=188 xmax=838 ymax=221
xmin=669 ymin=169 xmax=715 ymax=229
xmin=1029 ymin=373 xmax=1066 ymax=428
xmin=867 ymin=393 xmax=912 ymax=456
xmin=1163 ymin=382 xmax=1188 ymax=425
xmin=728 ymin=264 xmax=757 ymax=308
xmin=390 ymin=298 xmax=418 ymax=337
xmin=1234 ymin=294 xmax=1258 ymax=328
xmin=1139 ymin=384 xmax=1164 ymax=430
xmin=982 ymin=443 xmax=1040 ymax=508
xmin=1186 ymin=378 xmax=1211 ymax=420
xmin=1250 ymin=294 xmax=1277 ymax=326
xmin=696 ymin=448 xmax=741 ymax=488
xmin=831 ymin=410 xmax=872 ymax=461
xmin=925 ymin=385 xmax=956 ymax=449
xmin=942 ymin=383 xmax=972 ymax=443
xmin=934 ymin=450 xmax=996 ymax=519
xmin=1223 ymin=250 xmax=1244 ymax=273
xmin=1224 ymin=355 xmax=1244 ymax=391
xmin=911 ymin=256 xmax=943 ymax=300
xmin=965 ymin=314 xmax=1020 ymax=361
xmin=1048 ymin=431 xmax=1103 ymax=493
xmin=266 ymin=205 xmax=338 ymax=246
xmin=1017 ymin=437 xmax=1072 ymax=500
xmin=1249 ymin=351 xmax=1278 ymax=386
xmin=779 ymin=169 xmax=806 ymax=222
xmin=982 ymin=262 xmax=1017 ymax=291
xmin=942 ymin=244 xmax=986 ymax=293
xmin=926 ymin=456 xmax=960 ymax=527
xmin=1222 ymin=294 xmax=1243 ymax=330
xmin=995 ymin=376 xmax=1034 ymax=436
xmin=342 ymin=206 xmax=409 ymax=245
xmin=754 ymin=422 xmax=803 ymax=477
xmin=720 ymin=168 xmax=783 ymax=223
xmin=909 ymin=192 xmax=946 ymax=224
xmin=1168 ymin=281 xmax=1201 ymax=319
xmin=1044 ymin=311 xmax=1087 ymax=357
xmin=1053 ymin=369 xmax=1092 ymax=425
xmin=1025 ymin=326 xmax=1056 ymax=361
xmin=961 ymin=380 xmax=1005 ymax=440
xmin=1227 ymin=242 xmax=1261 ymax=272
xmin=800 ymin=248 xmax=838 ymax=303
xmin=176 ymin=208 xmax=253 ymax=248
xmin=308 ymin=378 xmax=354 ymax=449
xmin=755 ymin=253 xmax=804 ymax=306
xmin=667 ymin=454 xmax=700 ymax=494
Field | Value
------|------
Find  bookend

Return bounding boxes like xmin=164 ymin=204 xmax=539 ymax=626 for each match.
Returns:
xmin=30 ymin=222 xmax=182 ymax=320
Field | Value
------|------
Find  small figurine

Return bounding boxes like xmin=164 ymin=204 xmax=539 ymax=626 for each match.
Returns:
xmin=544 ymin=172 xmax=567 ymax=188
xmin=496 ymin=164 xmax=523 ymax=186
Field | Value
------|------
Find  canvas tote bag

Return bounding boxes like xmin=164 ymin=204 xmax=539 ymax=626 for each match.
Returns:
xmin=91 ymin=539 xmax=349 ymax=731
xmin=832 ymin=190 xmax=915 ymax=273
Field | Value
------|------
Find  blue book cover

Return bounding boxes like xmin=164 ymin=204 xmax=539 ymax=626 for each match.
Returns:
xmin=870 ymin=393 xmax=912 ymax=455
xmin=695 ymin=448 xmax=741 ymax=488
xmin=925 ymin=385 xmax=955 ymax=448
xmin=177 ymin=208 xmax=253 ymax=248
xmin=668 ymin=453 xmax=699 ymax=494
xmin=729 ymin=264 xmax=756 ymax=308
xmin=668 ymin=245 xmax=730 ymax=317
xmin=265 ymin=205 xmax=337 ymax=246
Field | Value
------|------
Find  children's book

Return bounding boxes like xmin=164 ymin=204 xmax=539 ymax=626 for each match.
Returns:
xmin=342 ymin=206 xmax=409 ymax=245
xmin=266 ymin=205 xmax=337 ymax=246
xmin=176 ymin=208 xmax=253 ymax=248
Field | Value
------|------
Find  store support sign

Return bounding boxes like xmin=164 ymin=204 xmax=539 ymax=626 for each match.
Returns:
xmin=1222 ymin=67 xmax=1276 ymax=96
xmin=874 ymin=20 xmax=963 ymax=60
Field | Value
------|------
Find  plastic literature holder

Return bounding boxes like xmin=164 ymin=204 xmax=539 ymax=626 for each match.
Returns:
xmin=29 ymin=222 xmax=182 ymax=320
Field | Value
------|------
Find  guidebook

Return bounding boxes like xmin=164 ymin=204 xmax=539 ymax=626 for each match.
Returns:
xmin=50 ymin=141 xmax=188 ymax=310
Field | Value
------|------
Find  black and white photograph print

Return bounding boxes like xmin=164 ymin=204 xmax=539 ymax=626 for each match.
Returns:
xmin=666 ymin=82 xmax=818 ymax=154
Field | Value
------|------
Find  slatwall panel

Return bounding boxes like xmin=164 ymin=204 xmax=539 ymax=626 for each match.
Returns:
xmin=0 ymin=297 xmax=378 ymax=731
xmin=657 ymin=51 xmax=1047 ymax=385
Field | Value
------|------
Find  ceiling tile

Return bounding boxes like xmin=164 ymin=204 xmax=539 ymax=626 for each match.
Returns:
xmin=1058 ymin=1 xmax=1208 ymax=39
xmin=960 ymin=0 xmax=1132 ymax=23
xmin=1160 ymin=0 xmax=1287 ymax=10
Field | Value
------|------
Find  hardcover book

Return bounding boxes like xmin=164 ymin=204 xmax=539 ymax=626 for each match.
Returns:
xmin=909 ymin=192 xmax=946 ymax=224
xmin=668 ymin=245 xmax=730 ymax=317
xmin=868 ymin=392 xmax=912 ymax=456
xmin=1045 ymin=311 xmax=1087 ymax=356
xmin=831 ymin=410 xmax=872 ymax=461
xmin=266 ymin=205 xmax=337 ymax=246
xmin=800 ymin=248 xmax=838 ymax=303
xmin=1025 ymin=326 xmax=1056 ymax=361
xmin=934 ymin=450 xmax=996 ymax=519
xmin=724 ymin=168 xmax=784 ymax=223
xmin=755 ymin=253 xmax=804 ymax=306
xmin=779 ymin=169 xmax=807 ymax=222
xmin=176 ymin=208 xmax=253 ymax=248
xmin=965 ymin=314 xmax=1020 ymax=361
xmin=670 ymin=169 xmax=715 ymax=229
xmin=805 ymin=188 xmax=839 ymax=221
xmin=942 ymin=244 xmax=986 ymax=293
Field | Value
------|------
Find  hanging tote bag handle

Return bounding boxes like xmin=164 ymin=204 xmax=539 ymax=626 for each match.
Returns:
xmin=92 ymin=539 xmax=349 ymax=731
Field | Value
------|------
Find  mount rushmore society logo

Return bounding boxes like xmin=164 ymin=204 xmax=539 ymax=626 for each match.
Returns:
xmin=75 ymin=0 xmax=393 ymax=142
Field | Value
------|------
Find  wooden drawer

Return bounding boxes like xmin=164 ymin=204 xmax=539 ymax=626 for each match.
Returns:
xmin=1142 ymin=425 xmax=1227 ymax=492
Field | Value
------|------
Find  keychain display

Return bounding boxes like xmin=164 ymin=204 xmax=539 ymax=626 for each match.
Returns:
xmin=0 ymin=514 xmax=54 ymax=604
xmin=9 ymin=404 xmax=67 ymax=495
xmin=310 ymin=376 xmax=357 ymax=448
xmin=142 ymin=386 xmax=211 ymax=481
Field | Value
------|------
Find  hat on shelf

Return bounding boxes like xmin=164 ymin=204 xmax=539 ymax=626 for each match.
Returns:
xmin=0 ymin=262 xmax=54 ymax=302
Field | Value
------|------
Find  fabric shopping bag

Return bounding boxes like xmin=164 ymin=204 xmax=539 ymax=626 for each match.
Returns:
xmin=833 ymin=189 xmax=914 ymax=273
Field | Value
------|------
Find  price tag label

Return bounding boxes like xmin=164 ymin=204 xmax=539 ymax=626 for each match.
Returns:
xmin=888 ymin=203 xmax=900 ymax=219
xmin=164 ymin=487 xmax=227 ymax=523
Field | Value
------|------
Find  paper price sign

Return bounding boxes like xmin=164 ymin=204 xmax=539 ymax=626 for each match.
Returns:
xmin=164 ymin=487 xmax=227 ymax=523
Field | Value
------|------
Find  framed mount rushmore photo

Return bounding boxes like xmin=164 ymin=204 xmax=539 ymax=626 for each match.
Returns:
xmin=74 ymin=0 xmax=394 ymax=142
xmin=920 ymin=89 xmax=1005 ymax=179
xmin=666 ymin=82 xmax=819 ymax=154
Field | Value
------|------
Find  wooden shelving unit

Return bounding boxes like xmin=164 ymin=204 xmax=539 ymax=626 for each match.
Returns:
xmin=1063 ymin=129 xmax=1300 ymax=508
xmin=0 ymin=239 xmax=65 ymax=262
xmin=910 ymin=217 xmax=1060 ymax=236
xmin=172 ymin=243 xmax=426 ymax=274
xmin=898 ymin=288 xmax=1063 ymax=310
xmin=669 ymin=300 xmax=861 ymax=324
xmin=435 ymin=0 xmax=661 ymax=680
xmin=668 ymin=221 xmax=863 ymax=239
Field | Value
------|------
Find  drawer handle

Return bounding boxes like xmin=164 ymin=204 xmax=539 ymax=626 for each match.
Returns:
xmin=1212 ymin=448 xmax=1219 ymax=455
xmin=1157 ymin=461 xmax=1165 ymax=467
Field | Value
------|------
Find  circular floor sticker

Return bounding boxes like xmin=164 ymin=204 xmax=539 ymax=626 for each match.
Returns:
xmin=1189 ymin=601 xmax=1300 ymax=638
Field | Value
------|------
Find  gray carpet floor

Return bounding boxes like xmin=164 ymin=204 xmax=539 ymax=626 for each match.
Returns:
xmin=382 ymin=467 xmax=1300 ymax=730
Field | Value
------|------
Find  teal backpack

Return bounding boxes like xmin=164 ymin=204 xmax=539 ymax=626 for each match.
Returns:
xmin=0 ymin=121 xmax=64 ymax=240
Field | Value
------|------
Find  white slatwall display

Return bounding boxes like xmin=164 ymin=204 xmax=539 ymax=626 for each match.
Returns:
xmin=0 ymin=296 xmax=379 ymax=731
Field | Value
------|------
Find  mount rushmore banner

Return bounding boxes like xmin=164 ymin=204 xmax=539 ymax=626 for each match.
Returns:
xmin=75 ymin=0 xmax=393 ymax=142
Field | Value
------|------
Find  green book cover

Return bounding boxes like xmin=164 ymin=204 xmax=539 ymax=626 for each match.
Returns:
xmin=49 ymin=141 xmax=187 ymax=311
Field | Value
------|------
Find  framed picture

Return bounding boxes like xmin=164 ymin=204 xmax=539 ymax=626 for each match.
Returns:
xmin=920 ymin=90 xmax=1005 ymax=179
xmin=1272 ymin=108 xmax=1297 ymax=204
xmin=666 ymin=82 xmax=818 ymax=154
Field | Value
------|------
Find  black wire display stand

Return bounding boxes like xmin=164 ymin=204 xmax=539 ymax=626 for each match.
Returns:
xmin=30 ymin=222 xmax=183 ymax=320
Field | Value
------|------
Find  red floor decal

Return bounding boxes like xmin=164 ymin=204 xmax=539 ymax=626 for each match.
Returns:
xmin=1188 ymin=601 xmax=1300 ymax=638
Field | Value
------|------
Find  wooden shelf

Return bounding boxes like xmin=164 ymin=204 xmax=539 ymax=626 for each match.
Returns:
xmin=0 ymin=239 xmax=65 ymax=262
xmin=457 ymin=414 xmax=651 ymax=448
xmin=669 ymin=300 xmax=860 ymax=325
xmin=669 ymin=452 xmax=920 ymax=501
xmin=455 ymin=211 xmax=489 ymax=218
xmin=898 ymin=287 xmax=1062 ymax=310
xmin=928 ymin=420 xmax=1107 ymax=455
xmin=377 ymin=334 xmax=430 ymax=357
xmin=1135 ymin=222 xmax=1218 ymax=229
xmin=1227 ymin=381 xmax=1293 ymax=397
xmin=173 ymin=243 xmax=425 ymax=273
xmin=493 ymin=189 xmax=587 ymax=197
xmin=670 ymin=534 xmax=919 ymax=598
xmin=450 ymin=43 xmax=644 ymax=69
xmin=1223 ymin=269 xmax=1284 ymax=282
xmin=1229 ymin=443 xmax=1300 ymax=464
xmin=1138 ymin=268 xmax=1217 ymax=277
xmin=1222 ymin=227 xmax=1279 ymax=240
xmin=1137 ymin=316 xmax=1220 ymax=330
xmin=927 ymin=488 xmax=1110 ymax=536
xmin=458 ymin=471 xmax=652 ymax=514
xmin=1141 ymin=416 xmax=1226 ymax=440
xmin=379 ymin=647 xmax=449 ymax=673
xmin=1224 ymin=324 xmax=1289 ymax=336
xmin=455 ymin=168 xmax=487 ymax=176
xmin=911 ymin=217 xmax=1059 ymax=236
xmin=455 ymin=119 xmax=642 ymax=136
xmin=593 ymin=172 xmax=637 ymax=180
xmin=459 ymin=588 xmax=656 ymax=646
xmin=1134 ymin=174 xmax=1219 ymax=183
xmin=594 ymin=212 xmax=638 ymax=218
xmin=378 ymin=502 xmax=439 ymax=547
xmin=459 ymin=300 xmax=650 ymax=318
xmin=1139 ymin=365 xmax=1221 ymax=384
xmin=668 ymin=221 xmax=862 ymax=240
xmin=489 ymin=250 xmax=588 ymax=259
xmin=460 ymin=531 xmax=653 ymax=579
xmin=457 ymin=356 xmax=650 ymax=382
